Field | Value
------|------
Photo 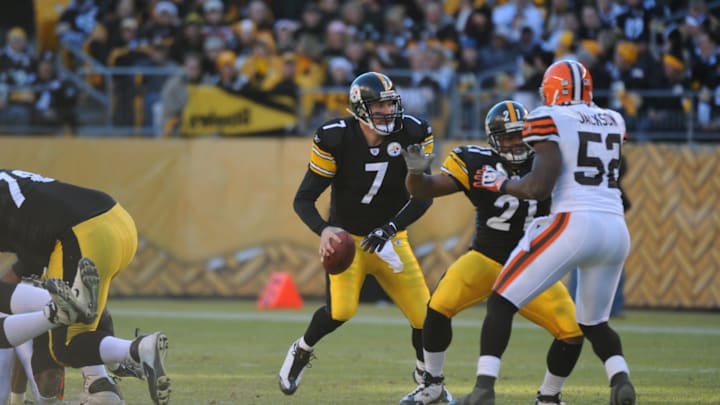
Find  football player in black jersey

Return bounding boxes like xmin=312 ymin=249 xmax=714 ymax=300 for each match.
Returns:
xmin=0 ymin=169 xmax=170 ymax=405
xmin=400 ymin=101 xmax=584 ymax=405
xmin=278 ymin=72 xmax=444 ymax=398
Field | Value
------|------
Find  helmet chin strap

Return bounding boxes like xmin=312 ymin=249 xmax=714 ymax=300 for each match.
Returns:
xmin=349 ymin=108 xmax=394 ymax=136
xmin=374 ymin=122 xmax=395 ymax=135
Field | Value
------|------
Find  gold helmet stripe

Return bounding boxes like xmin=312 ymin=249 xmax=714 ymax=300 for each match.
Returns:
xmin=372 ymin=72 xmax=392 ymax=91
xmin=505 ymin=100 xmax=518 ymax=122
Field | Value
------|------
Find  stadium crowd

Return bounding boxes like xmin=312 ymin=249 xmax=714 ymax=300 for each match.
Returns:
xmin=0 ymin=0 xmax=719 ymax=137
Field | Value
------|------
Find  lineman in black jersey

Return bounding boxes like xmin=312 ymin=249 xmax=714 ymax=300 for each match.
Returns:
xmin=278 ymin=72 xmax=442 ymax=398
xmin=0 ymin=169 xmax=170 ymax=405
xmin=400 ymin=101 xmax=583 ymax=405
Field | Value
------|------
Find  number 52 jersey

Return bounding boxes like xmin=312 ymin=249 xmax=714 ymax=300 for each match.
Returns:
xmin=523 ymin=103 xmax=626 ymax=216
xmin=440 ymin=146 xmax=550 ymax=265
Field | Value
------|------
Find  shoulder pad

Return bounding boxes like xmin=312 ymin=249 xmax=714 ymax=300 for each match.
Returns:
xmin=315 ymin=118 xmax=351 ymax=149
xmin=402 ymin=114 xmax=431 ymax=141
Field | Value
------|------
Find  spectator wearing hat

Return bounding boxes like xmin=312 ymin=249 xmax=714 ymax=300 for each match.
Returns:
xmin=0 ymin=27 xmax=35 ymax=127
xmin=323 ymin=20 xmax=349 ymax=59
xmin=201 ymin=36 xmax=224 ymax=78
xmin=246 ymin=0 xmax=275 ymax=33
xmin=107 ymin=18 xmax=143 ymax=67
xmin=267 ymin=52 xmax=300 ymax=102
xmin=103 ymin=0 xmax=138 ymax=50
xmin=234 ymin=19 xmax=257 ymax=57
xmin=215 ymin=50 xmax=247 ymax=93
xmin=239 ymin=34 xmax=280 ymax=91
xmin=202 ymin=0 xmax=235 ymax=50
xmin=140 ymin=0 xmax=179 ymax=48
xmin=169 ymin=13 xmax=205 ymax=64
xmin=312 ymin=55 xmax=353 ymax=124
xmin=578 ymin=41 xmax=612 ymax=107
xmin=639 ymin=52 xmax=692 ymax=134
xmin=607 ymin=40 xmax=647 ymax=122
xmin=273 ymin=19 xmax=301 ymax=54
xmin=135 ymin=36 xmax=178 ymax=131
xmin=28 ymin=51 xmax=79 ymax=133
xmin=296 ymin=4 xmax=326 ymax=46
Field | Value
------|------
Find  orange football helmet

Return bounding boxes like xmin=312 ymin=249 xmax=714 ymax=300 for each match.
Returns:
xmin=539 ymin=60 xmax=593 ymax=106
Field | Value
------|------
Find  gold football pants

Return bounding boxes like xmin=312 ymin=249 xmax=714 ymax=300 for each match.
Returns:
xmin=328 ymin=231 xmax=430 ymax=328
xmin=429 ymin=249 xmax=582 ymax=340
xmin=46 ymin=203 xmax=138 ymax=342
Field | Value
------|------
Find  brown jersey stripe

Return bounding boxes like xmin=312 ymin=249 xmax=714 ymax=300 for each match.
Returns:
xmin=525 ymin=126 xmax=559 ymax=135
xmin=494 ymin=212 xmax=570 ymax=293
xmin=526 ymin=116 xmax=554 ymax=124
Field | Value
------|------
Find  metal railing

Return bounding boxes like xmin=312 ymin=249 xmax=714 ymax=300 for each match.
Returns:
xmin=1 ymin=55 xmax=718 ymax=142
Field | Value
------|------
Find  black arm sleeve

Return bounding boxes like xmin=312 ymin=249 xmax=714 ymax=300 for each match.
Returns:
xmin=293 ymin=170 xmax=333 ymax=235
xmin=389 ymin=197 xmax=433 ymax=231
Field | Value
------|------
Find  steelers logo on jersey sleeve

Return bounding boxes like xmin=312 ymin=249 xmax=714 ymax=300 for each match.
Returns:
xmin=387 ymin=142 xmax=402 ymax=157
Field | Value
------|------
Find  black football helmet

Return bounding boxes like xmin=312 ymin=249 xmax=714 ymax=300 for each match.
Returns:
xmin=485 ymin=100 xmax=532 ymax=165
xmin=347 ymin=72 xmax=404 ymax=135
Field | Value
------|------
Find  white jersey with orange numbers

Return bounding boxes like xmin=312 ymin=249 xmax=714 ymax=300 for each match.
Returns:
xmin=523 ymin=103 xmax=626 ymax=216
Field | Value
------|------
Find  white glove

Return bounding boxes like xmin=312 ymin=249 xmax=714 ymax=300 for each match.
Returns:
xmin=401 ymin=144 xmax=435 ymax=175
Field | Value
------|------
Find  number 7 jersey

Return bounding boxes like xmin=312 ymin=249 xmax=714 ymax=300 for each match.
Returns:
xmin=523 ymin=103 xmax=626 ymax=216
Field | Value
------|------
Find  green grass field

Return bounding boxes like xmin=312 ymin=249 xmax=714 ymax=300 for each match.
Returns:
xmin=58 ymin=299 xmax=719 ymax=405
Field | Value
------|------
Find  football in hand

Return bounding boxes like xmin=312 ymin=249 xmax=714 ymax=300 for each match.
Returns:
xmin=322 ymin=231 xmax=355 ymax=275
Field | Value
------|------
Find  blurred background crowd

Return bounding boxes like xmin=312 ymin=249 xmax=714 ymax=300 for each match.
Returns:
xmin=0 ymin=0 xmax=718 ymax=140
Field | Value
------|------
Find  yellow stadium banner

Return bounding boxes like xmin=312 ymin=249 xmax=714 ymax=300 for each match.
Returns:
xmin=181 ymin=85 xmax=297 ymax=136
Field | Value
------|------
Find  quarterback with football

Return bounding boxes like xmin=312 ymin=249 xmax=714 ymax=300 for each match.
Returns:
xmin=278 ymin=72 xmax=445 ymax=400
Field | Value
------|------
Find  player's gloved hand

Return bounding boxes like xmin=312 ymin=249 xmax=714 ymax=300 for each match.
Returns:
xmin=472 ymin=165 xmax=508 ymax=193
xmin=360 ymin=222 xmax=397 ymax=252
xmin=401 ymin=144 xmax=435 ymax=175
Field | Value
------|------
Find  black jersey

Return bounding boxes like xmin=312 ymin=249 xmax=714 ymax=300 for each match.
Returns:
xmin=440 ymin=146 xmax=550 ymax=264
xmin=303 ymin=115 xmax=433 ymax=235
xmin=0 ymin=169 xmax=116 ymax=265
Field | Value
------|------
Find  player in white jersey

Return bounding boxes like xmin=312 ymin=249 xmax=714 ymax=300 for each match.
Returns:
xmin=450 ymin=60 xmax=636 ymax=405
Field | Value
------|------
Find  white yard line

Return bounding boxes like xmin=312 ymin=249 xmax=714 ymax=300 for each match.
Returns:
xmin=110 ymin=308 xmax=720 ymax=336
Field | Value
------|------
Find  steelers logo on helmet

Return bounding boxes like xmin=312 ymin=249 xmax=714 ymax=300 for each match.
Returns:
xmin=387 ymin=142 xmax=402 ymax=157
xmin=485 ymin=100 xmax=532 ymax=165
xmin=349 ymin=85 xmax=363 ymax=104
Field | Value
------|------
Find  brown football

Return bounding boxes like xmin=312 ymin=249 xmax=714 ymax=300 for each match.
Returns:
xmin=322 ymin=231 xmax=356 ymax=275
